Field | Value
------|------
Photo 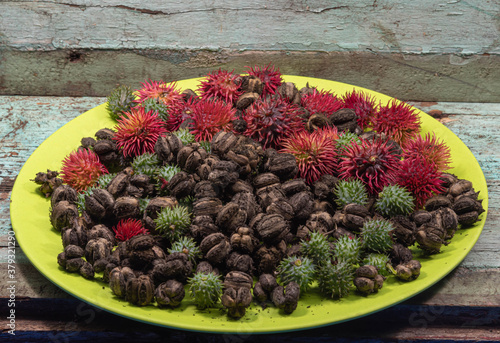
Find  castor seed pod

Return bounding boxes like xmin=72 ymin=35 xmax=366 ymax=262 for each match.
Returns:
xmin=277 ymin=82 xmax=300 ymax=104
xmin=127 ymin=234 xmax=155 ymax=251
xmin=200 ymin=233 xmax=232 ymax=265
xmin=458 ymin=211 xmax=480 ymax=226
xmin=211 ymin=131 xmax=238 ymax=157
xmin=150 ymin=253 xmax=193 ymax=284
xmin=353 ymin=277 xmax=375 ymax=295
xmin=61 ymin=219 xmax=87 ymax=248
xmin=196 ymin=261 xmax=219 ymax=275
xmin=192 ymin=197 xmax=223 ymax=218
xmin=267 ymin=199 xmax=294 ymax=220
xmin=93 ymin=139 xmax=115 ymax=155
xmin=231 ymin=192 xmax=261 ymax=219
xmin=229 ymin=180 xmax=254 ymax=194
xmin=289 ymin=191 xmax=315 ymax=220
xmin=190 ymin=215 xmax=219 ymax=242
xmin=425 ymin=195 xmax=452 ymax=211
xmin=87 ymin=224 xmax=115 ymax=245
xmin=342 ymin=213 xmax=366 ymax=230
xmin=439 ymin=207 xmax=459 ymax=239
xmin=93 ymin=257 xmax=109 ymax=273
xmin=450 ymin=180 xmax=473 ymax=197
xmin=107 ymin=172 xmax=130 ymax=198
xmin=208 ymin=160 xmax=240 ymax=188
xmin=264 ymin=153 xmax=299 ymax=181
xmin=412 ymin=210 xmax=433 ymax=227
xmin=236 ymin=92 xmax=259 ymax=110
xmin=113 ymin=196 xmax=140 ymax=220
xmin=344 ymin=203 xmax=370 ymax=217
xmin=230 ymin=227 xmax=258 ymax=254
xmin=226 ymin=252 xmax=254 ymax=275
xmin=306 ymin=113 xmax=330 ymax=132
xmin=106 ymin=267 xmax=135 ymax=298
xmin=155 ymin=134 xmax=183 ymax=163
xmin=330 ymin=108 xmax=357 ymax=124
xmin=216 ymin=202 xmax=247 ymax=234
xmin=167 ymin=171 xmax=196 ymax=198
xmin=126 ymin=275 xmax=154 ymax=306
xmin=51 ymin=201 xmax=78 ymax=231
xmin=305 ymin=211 xmax=335 ymax=233
xmin=85 ymin=189 xmax=115 ymax=220
xmin=222 ymin=287 xmax=253 ymax=318
xmin=155 ymin=280 xmax=185 ymax=308
xmin=65 ymin=257 xmax=85 ymax=272
xmin=51 ymin=185 xmax=78 ymax=207
xmin=143 ymin=196 xmax=178 ymax=231
xmin=355 ymin=265 xmax=378 ymax=279
xmin=389 ymin=243 xmax=413 ymax=265
xmin=259 ymin=273 xmax=278 ymax=292
xmin=79 ymin=261 xmax=94 ymax=279
xmin=452 ymin=196 xmax=483 ymax=214
xmin=252 ymin=282 xmax=268 ymax=302
xmin=57 ymin=252 xmax=67 ymax=268
xmin=281 ymin=179 xmax=309 ymax=197
xmin=64 ymin=245 xmax=85 ymax=259
xmin=85 ymin=238 xmax=112 ymax=264
xmin=95 ymin=128 xmax=115 ymax=140
xmin=177 ymin=144 xmax=207 ymax=172
xmin=224 ymin=271 xmax=253 ymax=290
xmin=194 ymin=180 xmax=219 ymax=199
xmin=271 ymin=282 xmax=300 ymax=314
xmin=255 ymin=214 xmax=290 ymax=244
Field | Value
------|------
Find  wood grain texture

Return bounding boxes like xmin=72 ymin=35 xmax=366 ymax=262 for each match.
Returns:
xmin=1 ymin=0 xmax=499 ymax=54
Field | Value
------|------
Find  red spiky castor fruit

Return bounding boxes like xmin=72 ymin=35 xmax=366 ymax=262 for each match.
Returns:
xmin=403 ymin=133 xmax=452 ymax=172
xmin=281 ymin=127 xmax=338 ymax=184
xmin=198 ymin=69 xmax=243 ymax=104
xmin=60 ymin=149 xmax=108 ymax=192
xmin=396 ymin=155 xmax=445 ymax=209
xmin=245 ymin=63 xmax=282 ymax=97
xmin=188 ymin=99 xmax=237 ymax=142
xmin=114 ymin=107 xmax=167 ymax=158
xmin=373 ymin=99 xmax=421 ymax=145
xmin=113 ymin=218 xmax=150 ymax=242
xmin=243 ymin=96 xmax=305 ymax=149
xmin=165 ymin=99 xmax=195 ymax=132
xmin=301 ymin=89 xmax=344 ymax=117
xmin=339 ymin=139 xmax=400 ymax=194
xmin=135 ymin=80 xmax=184 ymax=109
xmin=341 ymin=90 xmax=377 ymax=129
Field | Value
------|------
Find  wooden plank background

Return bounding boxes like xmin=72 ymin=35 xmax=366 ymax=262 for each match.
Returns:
xmin=0 ymin=1 xmax=499 ymax=101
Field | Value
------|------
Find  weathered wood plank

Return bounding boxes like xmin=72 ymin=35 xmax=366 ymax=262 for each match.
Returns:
xmin=1 ymin=50 xmax=500 ymax=101
xmin=1 ymin=1 xmax=499 ymax=54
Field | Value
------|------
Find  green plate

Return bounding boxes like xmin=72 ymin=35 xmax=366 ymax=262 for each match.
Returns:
xmin=10 ymin=76 xmax=488 ymax=334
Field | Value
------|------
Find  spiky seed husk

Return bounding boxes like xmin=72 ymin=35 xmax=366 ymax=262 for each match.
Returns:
xmin=363 ymin=253 xmax=392 ymax=277
xmin=361 ymin=219 xmax=394 ymax=253
xmin=336 ymin=131 xmax=362 ymax=158
xmin=245 ymin=63 xmax=282 ymax=97
xmin=173 ymin=128 xmax=195 ymax=145
xmin=154 ymin=205 xmax=191 ymax=242
xmin=131 ymin=152 xmax=161 ymax=176
xmin=168 ymin=237 xmax=201 ymax=264
xmin=334 ymin=235 xmax=362 ymax=265
xmin=76 ymin=187 xmax=96 ymax=214
xmin=373 ymin=99 xmax=421 ymax=145
xmin=300 ymin=232 xmax=332 ymax=264
xmin=334 ymin=179 xmax=369 ymax=208
xmin=375 ymin=184 xmax=415 ymax=217
xmin=139 ymin=198 xmax=150 ymax=213
xmin=341 ymin=90 xmax=377 ymax=129
xmin=188 ymin=272 xmax=223 ymax=309
xmin=139 ymin=98 xmax=171 ymax=123
xmin=277 ymin=256 xmax=316 ymax=292
xmin=106 ymin=85 xmax=136 ymax=121
xmin=96 ymin=173 xmax=116 ymax=189
xmin=317 ymin=261 xmax=354 ymax=299
xmin=156 ymin=165 xmax=182 ymax=193
xmin=113 ymin=218 xmax=150 ymax=242
xmin=301 ymin=89 xmax=343 ymax=117
xmin=60 ymin=149 xmax=108 ymax=192
xmin=188 ymin=99 xmax=237 ymax=142
xmin=402 ymin=133 xmax=452 ymax=173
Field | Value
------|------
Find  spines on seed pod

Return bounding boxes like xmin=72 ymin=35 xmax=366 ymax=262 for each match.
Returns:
xmin=335 ymin=131 xmax=362 ymax=159
xmin=373 ymin=99 xmax=421 ymax=145
xmin=361 ymin=219 xmax=394 ymax=253
xmin=168 ymin=237 xmax=202 ymax=264
xmin=317 ymin=261 xmax=354 ymax=299
xmin=333 ymin=235 xmax=363 ymax=265
xmin=245 ymin=63 xmax=283 ymax=97
xmin=156 ymin=165 xmax=182 ymax=194
xmin=277 ymin=256 xmax=316 ymax=292
xmin=334 ymin=179 xmax=369 ymax=208
xmin=301 ymin=89 xmax=344 ymax=117
xmin=198 ymin=68 xmax=243 ymax=104
xmin=362 ymin=253 xmax=392 ymax=277
xmin=300 ymin=232 xmax=332 ymax=264
xmin=131 ymin=152 xmax=161 ymax=177
xmin=60 ymin=149 xmax=108 ymax=192
xmin=403 ymin=132 xmax=452 ymax=173
xmin=188 ymin=99 xmax=237 ymax=142
xmin=135 ymin=80 xmax=184 ymax=111
xmin=106 ymin=85 xmax=136 ymax=121
xmin=113 ymin=107 xmax=167 ymax=158
xmin=341 ymin=90 xmax=377 ymax=129
xmin=172 ymin=128 xmax=195 ymax=146
xmin=375 ymin=184 xmax=415 ymax=217
xmin=113 ymin=218 xmax=150 ymax=242
xmin=188 ymin=272 xmax=223 ymax=309
xmin=154 ymin=205 xmax=191 ymax=242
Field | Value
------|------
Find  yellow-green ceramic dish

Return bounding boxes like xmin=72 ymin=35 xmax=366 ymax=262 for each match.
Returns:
xmin=10 ymin=76 xmax=488 ymax=334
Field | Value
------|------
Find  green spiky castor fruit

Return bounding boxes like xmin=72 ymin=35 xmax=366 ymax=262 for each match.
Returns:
xmin=140 ymin=98 xmax=171 ymax=123
xmin=300 ymin=232 xmax=332 ymax=264
xmin=131 ymin=152 xmax=161 ymax=177
xmin=199 ymin=141 xmax=211 ymax=154
xmin=361 ymin=219 xmax=394 ymax=253
xmin=334 ymin=179 xmax=368 ymax=208
xmin=333 ymin=235 xmax=362 ymax=265
xmin=187 ymin=272 xmax=223 ymax=309
xmin=168 ymin=237 xmax=201 ymax=264
xmin=106 ymin=85 xmax=136 ymax=121
xmin=76 ymin=187 xmax=95 ymax=214
xmin=173 ymin=129 xmax=195 ymax=145
xmin=277 ymin=256 xmax=316 ymax=292
xmin=363 ymin=253 xmax=392 ymax=277
xmin=96 ymin=172 xmax=116 ymax=189
xmin=317 ymin=261 xmax=354 ymax=299
xmin=375 ymin=184 xmax=415 ymax=217
xmin=154 ymin=205 xmax=191 ymax=242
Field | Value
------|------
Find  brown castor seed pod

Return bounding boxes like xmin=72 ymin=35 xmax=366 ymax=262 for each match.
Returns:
xmin=150 ymin=252 xmax=193 ymax=284
xmin=177 ymin=143 xmax=208 ymax=173
xmin=236 ymin=92 xmax=260 ymax=110
xmin=84 ymin=189 xmax=115 ymax=221
xmin=65 ymin=257 xmax=85 ymax=273
xmin=87 ymin=224 xmax=115 ymax=245
xmin=155 ymin=133 xmax=183 ymax=164
xmin=85 ymin=238 xmax=113 ymax=264
xmin=64 ymin=244 xmax=85 ymax=259
xmin=113 ymin=196 xmax=140 ymax=220
xmin=230 ymin=227 xmax=259 ymax=254
xmin=61 ymin=218 xmax=88 ymax=248
xmin=79 ymin=261 xmax=95 ymax=279
xmin=50 ymin=184 xmax=78 ymax=207
xmin=167 ymin=171 xmax=196 ymax=199
xmin=276 ymin=82 xmax=300 ymax=104
xmin=271 ymin=282 xmax=300 ymax=314
xmin=306 ymin=113 xmax=330 ymax=132
xmin=222 ymin=287 xmax=253 ymax=318
xmin=224 ymin=271 xmax=254 ymax=290
xmin=226 ymin=252 xmax=254 ymax=275
xmin=425 ymin=195 xmax=452 ymax=212
xmin=107 ymin=171 xmax=131 ymax=198
xmin=143 ymin=196 xmax=178 ymax=232
xmin=216 ymin=202 xmax=247 ymax=235
xmin=126 ymin=275 xmax=155 ymax=306
xmin=155 ymin=280 xmax=185 ymax=308
xmin=264 ymin=152 xmax=299 ymax=181
xmin=254 ymin=213 xmax=290 ymax=244
xmin=200 ymin=233 xmax=232 ymax=265
xmin=51 ymin=200 xmax=79 ymax=231
xmin=395 ymin=260 xmax=422 ymax=281
xmin=109 ymin=266 xmax=136 ymax=298
xmin=192 ymin=197 xmax=223 ymax=218
xmin=211 ymin=131 xmax=239 ymax=157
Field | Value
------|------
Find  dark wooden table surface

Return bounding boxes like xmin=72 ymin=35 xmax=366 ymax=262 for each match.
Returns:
xmin=1 ymin=97 xmax=499 ymax=342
